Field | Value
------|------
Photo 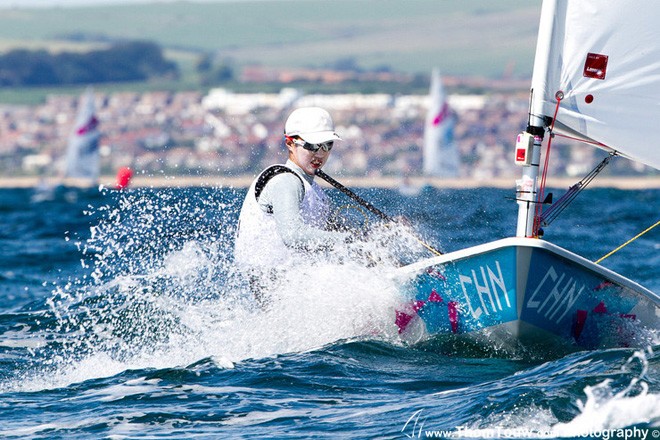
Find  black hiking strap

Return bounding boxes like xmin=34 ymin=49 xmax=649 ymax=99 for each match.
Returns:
xmin=254 ymin=165 xmax=304 ymax=213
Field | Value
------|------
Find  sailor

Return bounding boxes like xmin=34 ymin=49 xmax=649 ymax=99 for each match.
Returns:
xmin=234 ymin=107 xmax=351 ymax=301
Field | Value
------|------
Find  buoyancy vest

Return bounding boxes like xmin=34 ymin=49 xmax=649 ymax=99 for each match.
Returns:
xmin=234 ymin=163 xmax=332 ymax=268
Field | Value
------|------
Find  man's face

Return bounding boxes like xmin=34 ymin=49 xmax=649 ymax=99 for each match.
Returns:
xmin=287 ymin=138 xmax=332 ymax=175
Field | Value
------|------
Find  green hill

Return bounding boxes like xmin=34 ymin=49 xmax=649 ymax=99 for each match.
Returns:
xmin=0 ymin=0 xmax=541 ymax=78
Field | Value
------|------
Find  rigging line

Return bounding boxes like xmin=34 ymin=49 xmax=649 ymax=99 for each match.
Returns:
xmin=533 ymin=95 xmax=562 ymax=236
xmin=595 ymin=218 xmax=660 ymax=264
xmin=541 ymin=154 xmax=612 ymax=225
xmin=552 ymin=132 xmax=609 ymax=148
xmin=315 ymin=169 xmax=443 ymax=256
xmin=540 ymin=153 xmax=615 ymax=226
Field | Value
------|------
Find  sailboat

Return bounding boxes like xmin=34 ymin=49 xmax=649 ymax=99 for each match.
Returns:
xmin=398 ymin=70 xmax=458 ymax=196
xmin=32 ymin=88 xmax=101 ymax=203
xmin=422 ymin=69 xmax=460 ymax=178
xmin=63 ymin=87 xmax=101 ymax=187
xmin=393 ymin=0 xmax=659 ymax=352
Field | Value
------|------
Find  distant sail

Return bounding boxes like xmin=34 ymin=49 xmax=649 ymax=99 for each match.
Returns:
xmin=64 ymin=87 xmax=100 ymax=183
xmin=423 ymin=69 xmax=460 ymax=177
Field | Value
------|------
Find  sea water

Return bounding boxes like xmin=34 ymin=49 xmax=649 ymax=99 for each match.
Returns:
xmin=0 ymin=184 xmax=658 ymax=439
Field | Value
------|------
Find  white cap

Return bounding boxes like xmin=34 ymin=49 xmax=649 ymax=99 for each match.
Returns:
xmin=284 ymin=107 xmax=342 ymax=144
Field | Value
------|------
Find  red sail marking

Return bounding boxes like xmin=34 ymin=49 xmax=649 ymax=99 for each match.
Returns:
xmin=432 ymin=103 xmax=450 ymax=126
xmin=76 ymin=116 xmax=99 ymax=135
xmin=583 ymin=52 xmax=608 ymax=80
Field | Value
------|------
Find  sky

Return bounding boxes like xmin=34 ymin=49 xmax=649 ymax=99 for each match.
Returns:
xmin=1 ymin=0 xmax=244 ymax=8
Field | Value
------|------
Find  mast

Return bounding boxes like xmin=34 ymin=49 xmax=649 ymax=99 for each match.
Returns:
xmin=515 ymin=0 xmax=557 ymax=237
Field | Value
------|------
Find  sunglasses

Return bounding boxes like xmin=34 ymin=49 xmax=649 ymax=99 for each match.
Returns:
xmin=289 ymin=137 xmax=334 ymax=152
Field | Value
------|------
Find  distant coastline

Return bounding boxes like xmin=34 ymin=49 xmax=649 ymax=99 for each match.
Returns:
xmin=3 ymin=175 xmax=660 ymax=190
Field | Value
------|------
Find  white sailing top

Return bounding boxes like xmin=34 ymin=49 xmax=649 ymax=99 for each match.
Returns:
xmin=234 ymin=160 xmax=349 ymax=268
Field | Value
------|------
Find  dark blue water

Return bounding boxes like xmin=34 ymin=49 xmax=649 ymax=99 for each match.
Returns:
xmin=1 ymin=184 xmax=658 ymax=439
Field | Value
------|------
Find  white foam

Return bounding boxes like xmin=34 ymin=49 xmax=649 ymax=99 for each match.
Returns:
xmin=458 ymin=349 xmax=660 ymax=438
xmin=5 ymin=190 xmax=428 ymax=392
xmin=552 ymin=350 xmax=660 ymax=435
xmin=553 ymin=385 xmax=660 ymax=435
xmin=5 ymin=246 xmax=405 ymax=393
xmin=185 ymin=260 xmax=404 ymax=362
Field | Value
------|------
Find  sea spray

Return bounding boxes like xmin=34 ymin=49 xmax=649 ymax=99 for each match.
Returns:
xmin=20 ymin=186 xmax=421 ymax=391
xmin=552 ymin=348 xmax=660 ymax=435
xmin=439 ymin=348 xmax=660 ymax=436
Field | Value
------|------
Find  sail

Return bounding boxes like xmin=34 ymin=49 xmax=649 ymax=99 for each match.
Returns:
xmin=531 ymin=0 xmax=660 ymax=170
xmin=64 ymin=87 xmax=100 ymax=182
xmin=423 ymin=69 xmax=460 ymax=177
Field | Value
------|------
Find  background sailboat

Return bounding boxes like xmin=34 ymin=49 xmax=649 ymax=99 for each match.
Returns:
xmin=31 ymin=87 xmax=101 ymax=202
xmin=395 ymin=0 xmax=659 ymax=354
xmin=63 ymin=87 xmax=101 ymax=187
xmin=422 ymin=69 xmax=460 ymax=178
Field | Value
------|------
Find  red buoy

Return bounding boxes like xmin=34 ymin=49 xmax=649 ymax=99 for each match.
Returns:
xmin=115 ymin=166 xmax=133 ymax=190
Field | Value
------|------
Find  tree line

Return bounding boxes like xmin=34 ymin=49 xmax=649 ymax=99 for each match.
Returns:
xmin=0 ymin=41 xmax=178 ymax=86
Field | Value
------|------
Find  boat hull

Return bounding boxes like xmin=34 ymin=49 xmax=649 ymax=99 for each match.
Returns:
xmin=395 ymin=238 xmax=659 ymax=352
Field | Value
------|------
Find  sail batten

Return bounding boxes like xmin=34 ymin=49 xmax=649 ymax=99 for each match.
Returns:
xmin=531 ymin=0 xmax=660 ymax=170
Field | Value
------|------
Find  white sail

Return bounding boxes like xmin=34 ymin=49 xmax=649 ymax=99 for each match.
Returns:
xmin=423 ymin=69 xmax=460 ymax=177
xmin=64 ymin=87 xmax=100 ymax=182
xmin=531 ymin=0 xmax=660 ymax=170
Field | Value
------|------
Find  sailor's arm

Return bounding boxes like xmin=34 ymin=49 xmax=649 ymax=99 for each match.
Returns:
xmin=260 ymin=173 xmax=349 ymax=249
